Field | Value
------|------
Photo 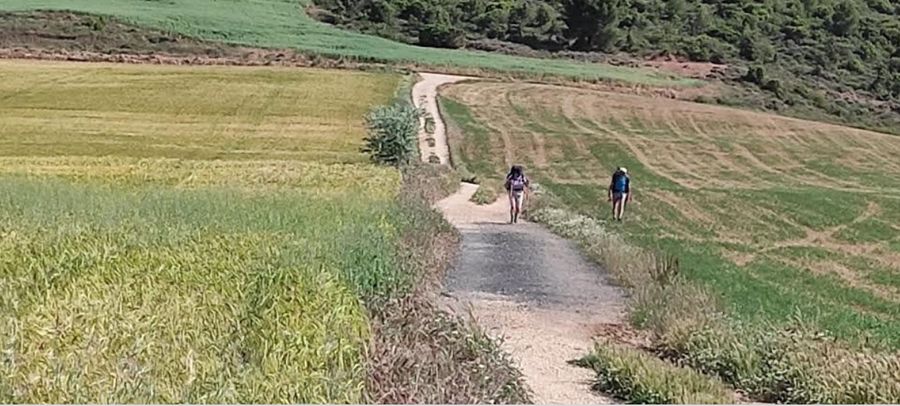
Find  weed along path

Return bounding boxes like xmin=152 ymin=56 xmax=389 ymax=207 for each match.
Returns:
xmin=416 ymin=75 xmax=627 ymax=403
xmin=412 ymin=72 xmax=473 ymax=164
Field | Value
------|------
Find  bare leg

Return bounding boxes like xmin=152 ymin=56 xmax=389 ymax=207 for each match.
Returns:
xmin=513 ymin=193 xmax=521 ymax=223
xmin=618 ymin=197 xmax=627 ymax=220
xmin=509 ymin=192 xmax=515 ymax=223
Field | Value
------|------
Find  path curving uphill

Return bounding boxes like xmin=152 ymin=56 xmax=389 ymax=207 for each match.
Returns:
xmin=411 ymin=73 xmax=473 ymax=164
xmin=415 ymin=74 xmax=627 ymax=404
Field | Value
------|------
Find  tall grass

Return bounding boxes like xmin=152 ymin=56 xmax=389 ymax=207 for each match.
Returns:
xmin=575 ymin=344 xmax=733 ymax=404
xmin=0 ymin=0 xmax=693 ymax=86
xmin=0 ymin=176 xmax=410 ymax=402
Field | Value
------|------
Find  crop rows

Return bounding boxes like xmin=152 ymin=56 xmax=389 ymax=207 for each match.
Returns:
xmin=0 ymin=61 xmax=407 ymax=402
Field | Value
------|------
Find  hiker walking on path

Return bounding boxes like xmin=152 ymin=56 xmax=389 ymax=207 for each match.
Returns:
xmin=505 ymin=165 xmax=530 ymax=224
xmin=608 ymin=167 xmax=632 ymax=221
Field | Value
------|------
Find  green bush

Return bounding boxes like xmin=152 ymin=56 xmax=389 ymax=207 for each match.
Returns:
xmin=419 ymin=21 xmax=467 ymax=48
xmin=362 ymin=103 xmax=427 ymax=167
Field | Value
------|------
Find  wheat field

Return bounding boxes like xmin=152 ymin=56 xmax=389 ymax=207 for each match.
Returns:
xmin=0 ymin=60 xmax=405 ymax=402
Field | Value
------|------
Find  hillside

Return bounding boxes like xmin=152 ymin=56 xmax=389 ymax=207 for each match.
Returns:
xmin=316 ymin=0 xmax=900 ymax=134
xmin=0 ymin=0 xmax=690 ymax=86
xmin=444 ymin=79 xmax=900 ymax=345
xmin=441 ymin=80 xmax=900 ymax=401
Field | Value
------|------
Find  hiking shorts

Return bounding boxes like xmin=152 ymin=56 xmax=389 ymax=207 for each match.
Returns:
xmin=510 ymin=190 xmax=525 ymax=209
xmin=612 ymin=192 xmax=628 ymax=202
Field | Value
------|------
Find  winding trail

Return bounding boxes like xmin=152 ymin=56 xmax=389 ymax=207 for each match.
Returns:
xmin=412 ymin=73 xmax=473 ymax=164
xmin=418 ymin=74 xmax=627 ymax=403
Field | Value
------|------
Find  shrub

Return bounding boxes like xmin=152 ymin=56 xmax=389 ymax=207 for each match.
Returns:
xmin=362 ymin=103 xmax=427 ymax=167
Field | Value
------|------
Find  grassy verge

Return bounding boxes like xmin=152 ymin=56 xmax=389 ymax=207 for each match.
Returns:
xmin=575 ymin=343 xmax=733 ymax=404
xmin=0 ymin=3 xmax=694 ymax=87
xmin=529 ymin=187 xmax=900 ymax=403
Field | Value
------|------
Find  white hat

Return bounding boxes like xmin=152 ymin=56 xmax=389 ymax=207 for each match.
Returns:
xmin=619 ymin=167 xmax=628 ymax=174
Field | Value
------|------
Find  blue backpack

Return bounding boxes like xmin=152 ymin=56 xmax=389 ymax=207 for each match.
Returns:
xmin=612 ymin=172 xmax=628 ymax=193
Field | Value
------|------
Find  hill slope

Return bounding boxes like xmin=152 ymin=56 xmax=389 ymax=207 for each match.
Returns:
xmin=443 ymin=80 xmax=900 ymax=347
xmin=0 ymin=0 xmax=690 ymax=86
xmin=318 ymin=0 xmax=900 ymax=133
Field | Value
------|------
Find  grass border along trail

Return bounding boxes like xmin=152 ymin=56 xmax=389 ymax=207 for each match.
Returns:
xmin=0 ymin=2 xmax=696 ymax=87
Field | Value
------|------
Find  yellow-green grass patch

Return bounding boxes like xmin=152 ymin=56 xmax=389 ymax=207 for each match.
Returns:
xmin=0 ymin=59 xmax=400 ymax=163
xmin=0 ymin=61 xmax=407 ymax=402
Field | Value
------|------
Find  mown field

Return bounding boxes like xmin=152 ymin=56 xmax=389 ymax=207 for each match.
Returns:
xmin=442 ymin=81 xmax=900 ymax=347
xmin=0 ymin=60 xmax=408 ymax=402
xmin=0 ymin=0 xmax=692 ymax=87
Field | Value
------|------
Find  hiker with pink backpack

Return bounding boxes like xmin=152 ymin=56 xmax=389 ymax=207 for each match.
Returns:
xmin=504 ymin=165 xmax=530 ymax=224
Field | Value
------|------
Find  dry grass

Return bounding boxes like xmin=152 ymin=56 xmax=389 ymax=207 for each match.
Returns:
xmin=0 ymin=59 xmax=399 ymax=163
xmin=0 ymin=156 xmax=400 ymax=197
xmin=576 ymin=343 xmax=734 ymax=404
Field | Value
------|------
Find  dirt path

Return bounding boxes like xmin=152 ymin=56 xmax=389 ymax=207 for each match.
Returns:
xmin=435 ymin=184 xmax=626 ymax=404
xmin=416 ymin=73 xmax=627 ymax=403
xmin=411 ymin=73 xmax=473 ymax=164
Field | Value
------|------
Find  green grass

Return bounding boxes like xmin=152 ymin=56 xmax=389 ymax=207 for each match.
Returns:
xmin=0 ymin=0 xmax=695 ymax=87
xmin=0 ymin=60 xmax=414 ymax=402
xmin=443 ymin=82 xmax=900 ymax=347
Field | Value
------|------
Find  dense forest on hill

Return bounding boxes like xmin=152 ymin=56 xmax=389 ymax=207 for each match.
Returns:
xmin=313 ymin=0 xmax=900 ymax=132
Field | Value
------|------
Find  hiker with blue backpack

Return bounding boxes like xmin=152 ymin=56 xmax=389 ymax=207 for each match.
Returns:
xmin=608 ymin=167 xmax=632 ymax=221
xmin=504 ymin=165 xmax=530 ymax=224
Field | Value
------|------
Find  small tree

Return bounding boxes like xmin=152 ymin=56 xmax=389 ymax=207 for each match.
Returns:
xmin=362 ymin=104 xmax=428 ymax=167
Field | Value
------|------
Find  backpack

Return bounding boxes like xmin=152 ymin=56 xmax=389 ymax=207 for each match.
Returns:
xmin=509 ymin=173 xmax=526 ymax=191
xmin=612 ymin=172 xmax=628 ymax=193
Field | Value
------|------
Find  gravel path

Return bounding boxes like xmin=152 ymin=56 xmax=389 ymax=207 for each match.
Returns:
xmin=411 ymin=72 xmax=473 ymax=164
xmin=436 ymin=184 xmax=626 ymax=404
xmin=418 ymin=74 xmax=627 ymax=403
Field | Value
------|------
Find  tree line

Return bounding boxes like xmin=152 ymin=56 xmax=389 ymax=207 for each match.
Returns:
xmin=315 ymin=0 xmax=900 ymax=130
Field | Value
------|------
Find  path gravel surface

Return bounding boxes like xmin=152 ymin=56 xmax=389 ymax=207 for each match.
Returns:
xmin=418 ymin=74 xmax=627 ymax=404
xmin=411 ymin=72 xmax=473 ymax=164
xmin=436 ymin=184 xmax=626 ymax=404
